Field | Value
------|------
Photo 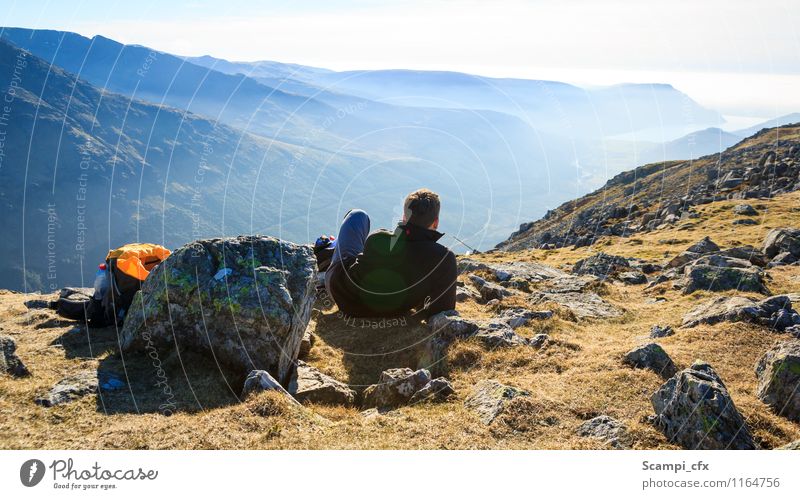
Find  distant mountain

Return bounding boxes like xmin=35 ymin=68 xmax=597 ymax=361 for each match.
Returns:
xmin=734 ymin=113 xmax=800 ymax=137
xmin=639 ymin=127 xmax=743 ymax=164
xmin=185 ymin=55 xmax=724 ymax=139
xmin=0 ymin=39 xmax=377 ymax=291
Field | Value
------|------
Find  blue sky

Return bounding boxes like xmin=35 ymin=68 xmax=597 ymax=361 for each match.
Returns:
xmin=2 ymin=0 xmax=800 ymax=120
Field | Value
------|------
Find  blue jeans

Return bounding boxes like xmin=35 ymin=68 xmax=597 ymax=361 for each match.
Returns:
xmin=324 ymin=209 xmax=370 ymax=293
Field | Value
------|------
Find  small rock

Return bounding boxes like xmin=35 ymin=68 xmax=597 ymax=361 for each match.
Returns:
xmin=494 ymin=308 xmax=553 ymax=328
xmin=288 ymin=361 xmax=356 ymax=406
xmin=622 ymin=343 xmax=677 ymax=379
xmin=529 ymin=290 xmax=622 ymax=320
xmin=455 ymin=285 xmax=481 ymax=302
xmin=474 ymin=326 xmax=530 ymax=349
xmin=468 ymin=274 xmax=512 ymax=303
xmin=362 ymin=368 xmax=432 ymax=409
xmin=649 ymin=325 xmax=674 ymax=338
xmin=529 ymin=333 xmax=549 ymax=348
xmin=733 ymin=204 xmax=758 ymax=216
xmin=0 ymin=335 xmax=29 ymax=377
xmin=241 ymin=369 xmax=300 ymax=405
xmin=769 ymin=251 xmax=797 ymax=267
xmin=464 ymin=379 xmax=529 ymax=424
xmin=408 ymin=377 xmax=455 ymax=404
xmin=577 ymin=415 xmax=631 ymax=449
xmin=651 ymin=361 xmax=755 ymax=449
xmin=755 ymin=340 xmax=800 ymax=422
xmin=36 ymin=371 xmax=98 ymax=407
xmin=619 ymin=271 xmax=647 ymax=285
xmin=732 ymin=219 xmax=758 ymax=225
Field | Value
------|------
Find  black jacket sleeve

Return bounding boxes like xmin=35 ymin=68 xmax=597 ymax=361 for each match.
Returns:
xmin=422 ymin=250 xmax=458 ymax=318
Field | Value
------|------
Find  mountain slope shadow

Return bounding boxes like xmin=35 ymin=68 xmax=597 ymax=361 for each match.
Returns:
xmin=95 ymin=348 xmax=243 ymax=415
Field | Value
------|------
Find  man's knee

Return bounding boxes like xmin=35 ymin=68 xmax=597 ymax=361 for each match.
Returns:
xmin=343 ymin=209 xmax=370 ymax=228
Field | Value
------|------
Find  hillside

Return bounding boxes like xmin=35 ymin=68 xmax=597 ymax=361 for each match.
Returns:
xmin=1 ymin=189 xmax=799 ymax=449
xmin=498 ymin=124 xmax=800 ymax=251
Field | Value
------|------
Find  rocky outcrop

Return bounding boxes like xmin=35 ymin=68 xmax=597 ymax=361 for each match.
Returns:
xmin=529 ymin=289 xmax=622 ymax=320
xmin=0 ymin=335 xmax=29 ymax=377
xmin=577 ymin=415 xmax=631 ymax=449
xmin=755 ymin=341 xmax=800 ymax=422
xmin=467 ymin=274 xmax=511 ymax=303
xmin=288 ymin=361 xmax=356 ymax=406
xmin=465 ymin=380 xmax=529 ymax=424
xmin=36 ymin=371 xmax=98 ymax=407
xmin=677 ymin=264 xmax=768 ymax=295
xmin=651 ymin=361 xmax=756 ymax=449
xmin=622 ymin=343 xmax=677 ymax=379
xmin=682 ymin=295 xmax=800 ymax=332
xmin=495 ymin=133 xmax=800 ymax=252
xmin=120 ymin=236 xmax=317 ymax=384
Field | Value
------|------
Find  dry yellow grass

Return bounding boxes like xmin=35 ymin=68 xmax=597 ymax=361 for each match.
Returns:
xmin=1 ymin=192 xmax=799 ymax=449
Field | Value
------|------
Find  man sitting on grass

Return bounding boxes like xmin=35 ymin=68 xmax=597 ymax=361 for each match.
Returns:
xmin=322 ymin=188 xmax=457 ymax=319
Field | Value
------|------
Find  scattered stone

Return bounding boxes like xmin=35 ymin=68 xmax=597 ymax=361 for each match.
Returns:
xmin=474 ymin=327 xmax=531 ymax=349
xmin=619 ymin=271 xmax=647 ymax=285
xmin=732 ymin=218 xmax=758 ymax=225
xmin=0 ymin=335 xmax=29 ymax=377
xmin=468 ymin=274 xmax=512 ymax=303
xmin=755 ymin=340 xmax=800 ymax=422
xmin=120 ymin=236 xmax=317 ymax=384
xmin=682 ymin=295 xmax=800 ymax=332
xmin=651 ymin=361 xmax=756 ymax=450
xmin=577 ymin=415 xmax=631 ymax=449
xmin=733 ymin=204 xmax=758 ymax=216
xmin=362 ymin=368 xmax=432 ymax=409
xmin=717 ymin=246 xmax=769 ymax=267
xmin=769 ymin=251 xmax=798 ymax=267
xmin=572 ymin=252 xmax=630 ymax=279
xmin=241 ymin=369 xmax=300 ymax=405
xmin=622 ymin=343 xmax=677 ymax=378
xmin=646 ymin=297 xmax=667 ymax=304
xmin=36 ymin=371 xmax=98 ymax=407
xmin=455 ymin=284 xmax=480 ymax=302
xmin=649 ymin=325 xmax=674 ymax=338
xmin=427 ymin=310 xmax=481 ymax=341
xmin=529 ymin=333 xmax=549 ymax=348
xmin=666 ymin=236 xmax=720 ymax=268
xmin=408 ymin=377 xmax=456 ymax=404
xmin=494 ymin=308 xmax=553 ymax=328
xmin=288 ymin=361 xmax=356 ymax=406
xmin=464 ymin=380 xmax=529 ymax=424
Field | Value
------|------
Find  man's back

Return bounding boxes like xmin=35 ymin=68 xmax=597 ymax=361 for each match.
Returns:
xmin=328 ymin=222 xmax=457 ymax=319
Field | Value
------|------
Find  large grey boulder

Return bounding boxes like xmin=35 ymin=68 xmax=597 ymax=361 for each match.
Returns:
xmin=677 ymin=264 xmax=768 ymax=295
xmin=464 ymin=379 xmax=529 ymax=424
xmin=36 ymin=371 xmax=98 ymax=407
xmin=755 ymin=341 xmax=800 ymax=422
xmin=682 ymin=295 xmax=800 ymax=332
xmin=622 ymin=343 xmax=677 ymax=379
xmin=0 ymin=335 xmax=29 ymax=377
xmin=120 ymin=236 xmax=317 ymax=384
xmin=763 ymin=228 xmax=800 ymax=259
xmin=288 ymin=361 xmax=356 ymax=406
xmin=651 ymin=361 xmax=756 ymax=449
